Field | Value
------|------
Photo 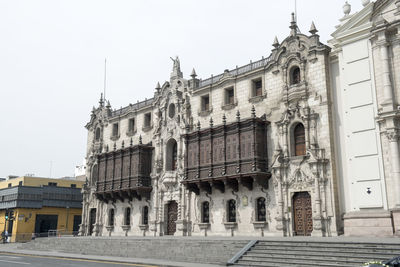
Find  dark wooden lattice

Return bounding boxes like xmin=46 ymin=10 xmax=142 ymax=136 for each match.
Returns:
xmin=293 ymin=192 xmax=313 ymax=236
xmin=167 ymin=201 xmax=178 ymax=235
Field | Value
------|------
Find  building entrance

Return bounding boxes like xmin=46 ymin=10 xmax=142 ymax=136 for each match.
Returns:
xmin=166 ymin=201 xmax=178 ymax=235
xmin=293 ymin=192 xmax=313 ymax=236
xmin=34 ymin=215 xmax=58 ymax=237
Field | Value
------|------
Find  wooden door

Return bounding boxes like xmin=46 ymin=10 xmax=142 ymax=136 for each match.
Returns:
xmin=89 ymin=208 xmax=96 ymax=236
xmin=293 ymin=192 xmax=313 ymax=236
xmin=166 ymin=201 xmax=178 ymax=235
xmin=294 ymin=124 xmax=306 ymax=156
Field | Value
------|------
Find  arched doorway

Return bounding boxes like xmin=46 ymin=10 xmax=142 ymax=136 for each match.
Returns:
xmin=293 ymin=192 xmax=313 ymax=236
xmin=166 ymin=201 xmax=178 ymax=235
xmin=89 ymin=208 xmax=96 ymax=236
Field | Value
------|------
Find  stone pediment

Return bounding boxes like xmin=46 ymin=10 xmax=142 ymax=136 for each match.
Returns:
xmin=331 ymin=3 xmax=374 ymax=43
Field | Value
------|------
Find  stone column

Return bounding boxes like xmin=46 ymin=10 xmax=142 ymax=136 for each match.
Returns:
xmin=304 ymin=108 xmax=310 ymax=149
xmin=387 ymin=129 xmax=400 ymax=207
xmin=283 ymin=124 xmax=289 ymax=157
xmin=272 ymin=163 xmax=286 ymax=236
xmin=176 ymin=186 xmax=187 ymax=236
xmin=377 ymin=32 xmax=394 ymax=111
xmin=312 ymin=165 xmax=323 ymax=236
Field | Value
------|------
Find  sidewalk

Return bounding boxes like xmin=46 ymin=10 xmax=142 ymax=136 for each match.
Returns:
xmin=0 ymin=243 xmax=222 ymax=267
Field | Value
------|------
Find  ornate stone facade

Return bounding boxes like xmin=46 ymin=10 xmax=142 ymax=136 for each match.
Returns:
xmin=80 ymin=2 xmax=400 ymax=238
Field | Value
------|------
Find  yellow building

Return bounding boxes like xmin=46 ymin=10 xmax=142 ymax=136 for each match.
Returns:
xmin=0 ymin=176 xmax=84 ymax=242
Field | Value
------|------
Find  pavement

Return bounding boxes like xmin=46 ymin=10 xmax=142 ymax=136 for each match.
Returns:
xmin=0 ymin=243 xmax=222 ymax=267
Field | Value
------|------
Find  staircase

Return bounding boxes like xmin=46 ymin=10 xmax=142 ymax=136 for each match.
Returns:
xmin=17 ymin=236 xmax=249 ymax=265
xmin=232 ymin=239 xmax=400 ymax=267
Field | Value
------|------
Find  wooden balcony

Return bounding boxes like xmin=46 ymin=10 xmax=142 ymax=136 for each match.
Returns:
xmin=182 ymin=115 xmax=270 ymax=195
xmin=93 ymin=143 xmax=153 ymax=202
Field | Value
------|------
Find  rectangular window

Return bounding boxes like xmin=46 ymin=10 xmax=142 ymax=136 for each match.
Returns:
xmin=112 ymin=123 xmax=119 ymax=137
xmin=253 ymin=79 xmax=262 ymax=97
xmin=48 ymin=182 xmax=57 ymax=187
xmin=201 ymin=95 xmax=210 ymax=111
xmin=225 ymin=87 xmax=234 ymax=105
xmin=144 ymin=113 xmax=151 ymax=127
xmin=18 ymin=181 xmax=22 ymax=186
xmin=8 ymin=183 xmax=11 ymax=188
xmin=70 ymin=184 xmax=76 ymax=188
xmin=128 ymin=118 xmax=135 ymax=132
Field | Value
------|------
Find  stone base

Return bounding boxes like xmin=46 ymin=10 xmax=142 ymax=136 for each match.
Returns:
xmin=175 ymin=220 xmax=188 ymax=236
xmin=391 ymin=208 xmax=400 ymax=236
xmin=343 ymin=210 xmax=393 ymax=236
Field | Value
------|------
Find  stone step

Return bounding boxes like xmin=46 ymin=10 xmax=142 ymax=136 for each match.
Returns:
xmin=18 ymin=237 xmax=249 ymax=264
xmin=238 ymin=257 xmax=361 ymax=267
xmin=245 ymin=249 xmax=399 ymax=259
xmin=234 ymin=240 xmax=400 ymax=266
xmin=241 ymin=253 xmax=380 ymax=263
xmin=255 ymin=241 xmax=400 ymax=249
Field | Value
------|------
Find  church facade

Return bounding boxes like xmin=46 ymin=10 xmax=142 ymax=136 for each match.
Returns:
xmin=79 ymin=0 xmax=400 ymax=237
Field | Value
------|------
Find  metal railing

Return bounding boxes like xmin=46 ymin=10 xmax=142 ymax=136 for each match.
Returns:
xmin=111 ymin=98 xmax=154 ymax=118
xmin=226 ymin=240 xmax=258 ymax=265
xmin=2 ymin=230 xmax=79 ymax=243
xmin=199 ymin=56 xmax=272 ymax=88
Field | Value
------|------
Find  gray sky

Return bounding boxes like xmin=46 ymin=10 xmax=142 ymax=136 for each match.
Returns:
xmin=0 ymin=0 xmax=364 ymax=178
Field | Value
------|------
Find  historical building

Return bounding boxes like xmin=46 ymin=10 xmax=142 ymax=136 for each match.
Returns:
xmin=80 ymin=0 xmax=400 ymax=237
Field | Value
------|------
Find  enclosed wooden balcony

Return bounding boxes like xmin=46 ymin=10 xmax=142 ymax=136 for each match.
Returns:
xmin=93 ymin=143 xmax=153 ymax=202
xmin=182 ymin=113 xmax=270 ymax=195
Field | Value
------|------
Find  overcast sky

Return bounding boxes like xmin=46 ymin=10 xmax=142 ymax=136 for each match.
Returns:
xmin=0 ymin=0 xmax=364 ymax=178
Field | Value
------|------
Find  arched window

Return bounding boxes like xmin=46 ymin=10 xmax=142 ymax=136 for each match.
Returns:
xmin=142 ymin=206 xmax=148 ymax=225
xmin=168 ymin=103 xmax=175 ymax=118
xmin=124 ymin=207 xmax=131 ymax=226
xmin=166 ymin=139 xmax=178 ymax=171
xmin=256 ymin=197 xmax=266 ymax=221
xmin=202 ymin=201 xmax=210 ymax=223
xmin=109 ymin=209 xmax=115 ymax=226
xmin=294 ymin=123 xmax=306 ymax=156
xmin=290 ymin=66 xmax=301 ymax=85
xmin=172 ymin=142 xmax=177 ymax=170
xmin=95 ymin=128 xmax=101 ymax=141
xmin=227 ymin=199 xmax=236 ymax=223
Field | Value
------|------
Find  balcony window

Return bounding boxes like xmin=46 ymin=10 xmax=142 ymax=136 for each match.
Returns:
xmin=201 ymin=95 xmax=210 ymax=111
xmin=253 ymin=79 xmax=262 ymax=97
xmin=256 ymin=197 xmax=266 ymax=221
xmin=227 ymin=199 xmax=236 ymax=223
xmin=225 ymin=87 xmax=234 ymax=105
xmin=144 ymin=113 xmax=151 ymax=128
xmin=128 ymin=118 xmax=135 ymax=132
xmin=202 ymin=201 xmax=210 ymax=223
xmin=294 ymin=123 xmax=306 ymax=156
xmin=112 ymin=123 xmax=119 ymax=137
xmin=290 ymin=66 xmax=301 ymax=85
